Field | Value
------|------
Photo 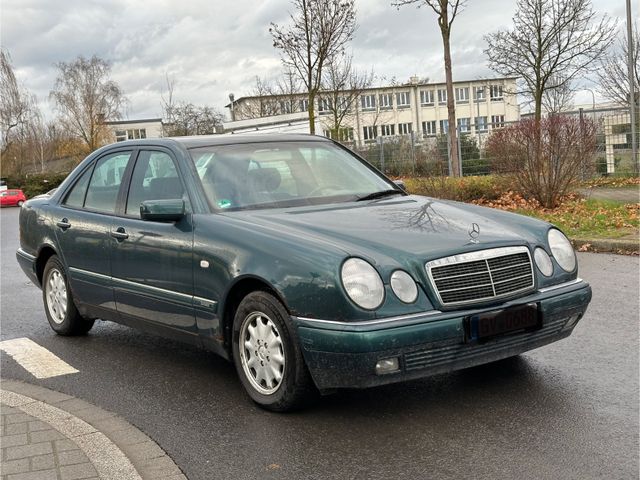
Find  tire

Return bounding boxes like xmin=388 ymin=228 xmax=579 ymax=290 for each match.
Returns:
xmin=42 ymin=255 xmax=95 ymax=336
xmin=232 ymin=291 xmax=315 ymax=411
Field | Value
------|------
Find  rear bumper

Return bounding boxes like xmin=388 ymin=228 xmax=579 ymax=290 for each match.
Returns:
xmin=292 ymin=279 xmax=592 ymax=391
xmin=16 ymin=248 xmax=40 ymax=287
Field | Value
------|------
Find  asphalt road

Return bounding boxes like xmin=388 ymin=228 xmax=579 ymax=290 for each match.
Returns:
xmin=1 ymin=206 xmax=638 ymax=480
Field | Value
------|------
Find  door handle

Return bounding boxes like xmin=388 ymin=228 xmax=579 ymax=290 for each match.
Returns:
xmin=111 ymin=227 xmax=129 ymax=241
xmin=56 ymin=218 xmax=71 ymax=230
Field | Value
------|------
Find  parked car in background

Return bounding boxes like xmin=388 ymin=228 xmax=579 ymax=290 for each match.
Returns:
xmin=16 ymin=134 xmax=592 ymax=411
xmin=1 ymin=189 xmax=26 ymax=207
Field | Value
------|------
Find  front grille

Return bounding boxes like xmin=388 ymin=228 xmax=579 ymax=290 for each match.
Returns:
xmin=426 ymin=247 xmax=534 ymax=306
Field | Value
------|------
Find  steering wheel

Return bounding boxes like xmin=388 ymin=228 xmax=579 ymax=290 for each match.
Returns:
xmin=308 ymin=184 xmax=345 ymax=197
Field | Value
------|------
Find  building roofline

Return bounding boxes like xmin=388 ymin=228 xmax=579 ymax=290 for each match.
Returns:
xmin=104 ymin=118 xmax=162 ymax=125
xmin=226 ymin=76 xmax=519 ymax=107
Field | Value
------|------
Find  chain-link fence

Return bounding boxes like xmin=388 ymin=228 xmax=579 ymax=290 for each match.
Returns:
xmin=349 ymin=108 xmax=639 ymax=178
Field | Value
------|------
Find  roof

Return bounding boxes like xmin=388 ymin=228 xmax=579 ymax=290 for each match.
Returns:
xmin=110 ymin=133 xmax=330 ymax=149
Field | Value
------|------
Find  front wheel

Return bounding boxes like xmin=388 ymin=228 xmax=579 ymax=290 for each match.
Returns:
xmin=42 ymin=256 xmax=95 ymax=335
xmin=232 ymin=291 xmax=315 ymax=411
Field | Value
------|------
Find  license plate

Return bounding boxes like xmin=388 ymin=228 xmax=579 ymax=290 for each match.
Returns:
xmin=465 ymin=303 xmax=540 ymax=342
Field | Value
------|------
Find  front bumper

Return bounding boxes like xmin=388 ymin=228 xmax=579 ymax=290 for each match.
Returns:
xmin=292 ymin=279 xmax=592 ymax=391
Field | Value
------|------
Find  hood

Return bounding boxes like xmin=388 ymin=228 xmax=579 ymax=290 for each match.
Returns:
xmin=230 ymin=195 xmax=550 ymax=265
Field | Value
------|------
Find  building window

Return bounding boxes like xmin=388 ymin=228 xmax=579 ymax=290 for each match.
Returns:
xmin=422 ymin=120 xmax=436 ymax=136
xmin=381 ymin=124 xmax=395 ymax=136
xmin=420 ymin=90 xmax=434 ymax=106
xmin=439 ymin=119 xmax=449 ymax=134
xmin=279 ymin=100 xmax=293 ymax=114
xmin=491 ymin=115 xmax=505 ymax=128
xmin=115 ymin=129 xmax=147 ymax=141
xmin=457 ymin=118 xmax=471 ymax=132
xmin=398 ymin=123 xmax=412 ymax=135
xmin=363 ymin=125 xmax=378 ymax=141
xmin=474 ymin=86 xmax=486 ymax=101
xmin=379 ymin=93 xmax=393 ymax=109
xmin=361 ymin=94 xmax=376 ymax=110
xmin=438 ymin=89 xmax=447 ymax=105
xmin=490 ymin=85 xmax=503 ymax=101
xmin=396 ymin=91 xmax=411 ymax=108
xmin=325 ymin=127 xmax=354 ymax=141
xmin=300 ymin=99 xmax=309 ymax=112
xmin=455 ymin=87 xmax=469 ymax=103
xmin=475 ymin=116 xmax=488 ymax=132
xmin=318 ymin=98 xmax=332 ymax=115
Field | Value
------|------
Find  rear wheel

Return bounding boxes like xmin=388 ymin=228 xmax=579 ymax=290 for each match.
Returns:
xmin=42 ymin=256 xmax=95 ymax=335
xmin=232 ymin=291 xmax=315 ymax=411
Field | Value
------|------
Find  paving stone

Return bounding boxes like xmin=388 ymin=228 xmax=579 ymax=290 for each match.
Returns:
xmin=125 ymin=440 xmax=166 ymax=462
xmin=72 ymin=406 xmax=117 ymax=423
xmin=28 ymin=429 xmax=64 ymax=443
xmin=139 ymin=456 xmax=182 ymax=477
xmin=58 ymin=462 xmax=98 ymax=480
xmin=53 ymin=439 xmax=77 ymax=452
xmin=3 ymin=415 xmax=31 ymax=425
xmin=4 ymin=442 xmax=53 ymax=461
xmin=3 ymin=424 xmax=27 ymax=436
xmin=0 ymin=407 xmax=19 ymax=416
xmin=0 ymin=458 xmax=29 ymax=475
xmin=0 ymin=434 xmax=28 ymax=448
xmin=27 ymin=421 xmax=49 ymax=432
xmin=30 ymin=453 xmax=55 ymax=471
xmin=7 ymin=469 xmax=58 ymax=480
xmin=102 ymin=426 xmax=150 ymax=446
xmin=57 ymin=449 xmax=89 ymax=467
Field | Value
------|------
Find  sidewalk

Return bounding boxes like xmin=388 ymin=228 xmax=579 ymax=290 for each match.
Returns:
xmin=0 ymin=380 xmax=186 ymax=480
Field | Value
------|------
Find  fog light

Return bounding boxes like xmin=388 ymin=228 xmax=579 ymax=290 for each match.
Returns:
xmin=375 ymin=357 xmax=400 ymax=375
xmin=563 ymin=314 xmax=581 ymax=330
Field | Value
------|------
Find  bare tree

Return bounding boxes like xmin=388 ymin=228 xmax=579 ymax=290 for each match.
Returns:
xmin=320 ymin=53 xmax=373 ymax=142
xmin=542 ymin=76 xmax=575 ymax=113
xmin=597 ymin=23 xmax=639 ymax=107
xmin=50 ymin=55 xmax=125 ymax=153
xmin=163 ymin=103 xmax=223 ymax=136
xmin=393 ymin=0 xmax=466 ymax=177
xmin=484 ymin=0 xmax=616 ymax=122
xmin=0 ymin=49 xmax=33 ymax=155
xmin=270 ymin=0 xmax=357 ymax=134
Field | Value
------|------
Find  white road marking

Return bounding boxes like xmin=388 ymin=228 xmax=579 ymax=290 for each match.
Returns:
xmin=0 ymin=337 xmax=79 ymax=378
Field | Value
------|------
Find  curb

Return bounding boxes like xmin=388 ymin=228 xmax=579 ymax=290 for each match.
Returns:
xmin=571 ymin=237 xmax=639 ymax=255
xmin=1 ymin=380 xmax=187 ymax=480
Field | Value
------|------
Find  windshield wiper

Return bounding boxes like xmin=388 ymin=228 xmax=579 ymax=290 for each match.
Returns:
xmin=356 ymin=189 xmax=405 ymax=202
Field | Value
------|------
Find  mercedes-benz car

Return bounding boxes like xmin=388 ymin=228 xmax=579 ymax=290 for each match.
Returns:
xmin=17 ymin=134 xmax=592 ymax=411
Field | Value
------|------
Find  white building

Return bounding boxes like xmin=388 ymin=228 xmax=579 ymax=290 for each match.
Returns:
xmin=226 ymin=76 xmax=520 ymax=146
xmin=105 ymin=118 xmax=163 ymax=142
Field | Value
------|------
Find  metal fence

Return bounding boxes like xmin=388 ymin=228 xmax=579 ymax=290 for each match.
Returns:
xmin=349 ymin=109 xmax=639 ymax=178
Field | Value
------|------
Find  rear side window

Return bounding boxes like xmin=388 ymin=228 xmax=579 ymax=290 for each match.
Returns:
xmin=64 ymin=167 xmax=93 ymax=208
xmin=84 ymin=152 xmax=132 ymax=213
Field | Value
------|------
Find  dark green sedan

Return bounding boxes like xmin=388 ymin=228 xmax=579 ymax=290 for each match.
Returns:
xmin=17 ymin=134 xmax=592 ymax=411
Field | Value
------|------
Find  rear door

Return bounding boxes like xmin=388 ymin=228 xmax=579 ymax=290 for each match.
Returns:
xmin=110 ymin=148 xmax=197 ymax=343
xmin=52 ymin=150 xmax=134 ymax=319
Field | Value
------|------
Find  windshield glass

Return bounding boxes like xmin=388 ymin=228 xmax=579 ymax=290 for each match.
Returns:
xmin=189 ymin=141 xmax=399 ymax=210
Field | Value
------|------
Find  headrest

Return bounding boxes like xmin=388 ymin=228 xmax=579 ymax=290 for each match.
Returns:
xmin=247 ymin=168 xmax=281 ymax=192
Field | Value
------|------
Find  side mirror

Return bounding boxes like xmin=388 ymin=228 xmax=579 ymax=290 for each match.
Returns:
xmin=393 ymin=180 xmax=407 ymax=192
xmin=140 ymin=199 xmax=185 ymax=222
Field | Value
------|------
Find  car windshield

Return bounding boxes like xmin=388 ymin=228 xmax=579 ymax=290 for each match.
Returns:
xmin=189 ymin=141 xmax=401 ymax=210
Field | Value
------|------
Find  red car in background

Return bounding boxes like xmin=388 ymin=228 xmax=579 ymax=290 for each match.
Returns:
xmin=0 ymin=189 xmax=27 ymax=207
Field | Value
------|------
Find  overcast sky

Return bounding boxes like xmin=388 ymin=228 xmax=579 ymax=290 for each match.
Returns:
xmin=1 ymin=0 xmax=630 ymax=121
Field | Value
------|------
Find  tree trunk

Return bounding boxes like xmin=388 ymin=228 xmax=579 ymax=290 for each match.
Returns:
xmin=442 ymin=29 xmax=460 ymax=177
xmin=308 ymin=91 xmax=316 ymax=135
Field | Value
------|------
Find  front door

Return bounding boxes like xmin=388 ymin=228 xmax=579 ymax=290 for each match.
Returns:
xmin=53 ymin=150 xmax=133 ymax=320
xmin=110 ymin=149 xmax=197 ymax=343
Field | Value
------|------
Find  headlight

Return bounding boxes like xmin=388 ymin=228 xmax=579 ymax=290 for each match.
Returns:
xmin=548 ymin=229 xmax=576 ymax=272
xmin=341 ymin=258 xmax=385 ymax=310
xmin=390 ymin=270 xmax=418 ymax=303
xmin=534 ymin=248 xmax=553 ymax=276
